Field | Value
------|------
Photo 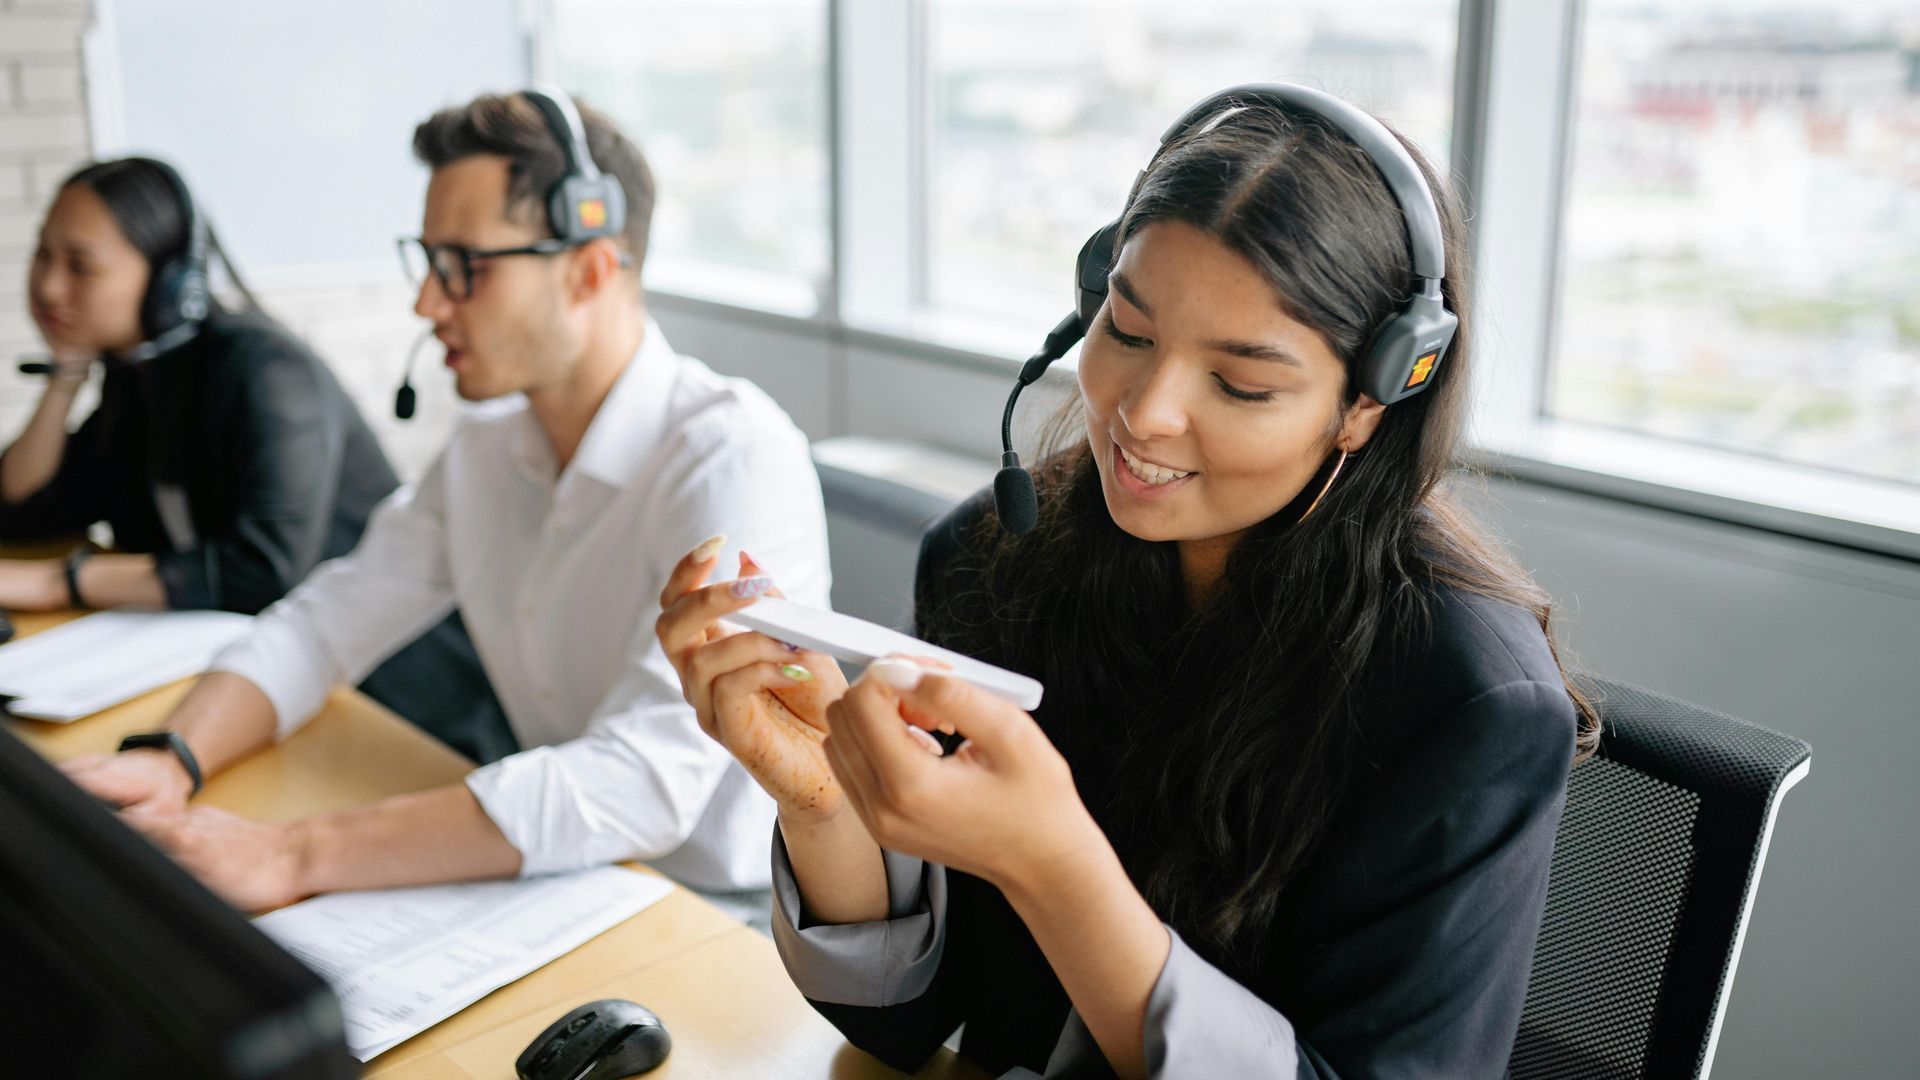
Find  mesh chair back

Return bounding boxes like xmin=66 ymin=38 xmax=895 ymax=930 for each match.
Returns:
xmin=1511 ymin=676 xmax=1810 ymax=1080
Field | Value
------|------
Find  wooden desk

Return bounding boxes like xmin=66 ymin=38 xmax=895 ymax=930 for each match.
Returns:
xmin=4 ymin=609 xmax=987 ymax=1080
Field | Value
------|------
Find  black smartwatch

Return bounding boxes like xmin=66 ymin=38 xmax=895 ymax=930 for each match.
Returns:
xmin=64 ymin=547 xmax=93 ymax=609
xmin=117 ymin=730 xmax=204 ymax=796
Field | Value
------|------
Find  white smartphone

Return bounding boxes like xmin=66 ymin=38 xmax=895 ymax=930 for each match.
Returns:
xmin=727 ymin=596 xmax=1044 ymax=710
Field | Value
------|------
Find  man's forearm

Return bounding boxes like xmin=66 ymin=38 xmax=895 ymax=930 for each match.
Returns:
xmin=291 ymin=783 xmax=523 ymax=895
xmin=167 ymin=670 xmax=284 ymax=778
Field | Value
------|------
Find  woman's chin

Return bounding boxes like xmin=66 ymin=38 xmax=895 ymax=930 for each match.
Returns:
xmin=35 ymin=327 xmax=77 ymax=351
xmin=1096 ymin=466 xmax=1188 ymax=542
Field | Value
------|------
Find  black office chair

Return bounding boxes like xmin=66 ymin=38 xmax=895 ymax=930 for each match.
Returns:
xmin=1511 ymin=676 xmax=1811 ymax=1080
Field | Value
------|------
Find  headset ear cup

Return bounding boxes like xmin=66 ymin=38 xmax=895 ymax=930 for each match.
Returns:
xmin=139 ymin=258 xmax=211 ymax=343
xmin=1074 ymin=220 xmax=1122 ymax=334
xmin=178 ymin=267 xmax=210 ymax=322
xmin=551 ymin=176 xmax=627 ymax=243
xmin=141 ymin=260 xmax=187 ymax=341
xmin=1359 ymin=304 xmax=1457 ymax=405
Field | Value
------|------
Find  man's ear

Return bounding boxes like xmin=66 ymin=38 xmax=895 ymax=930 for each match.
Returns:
xmin=566 ymin=238 xmax=629 ymax=303
xmin=1339 ymin=393 xmax=1386 ymax=452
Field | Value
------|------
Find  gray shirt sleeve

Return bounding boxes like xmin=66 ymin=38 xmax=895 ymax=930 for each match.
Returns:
xmin=1140 ymin=928 xmax=1299 ymax=1077
xmin=1005 ymin=928 xmax=1300 ymax=1080
xmin=771 ymin=828 xmax=1298 ymax=1078
xmin=768 ymin=825 xmax=950 ymax=1007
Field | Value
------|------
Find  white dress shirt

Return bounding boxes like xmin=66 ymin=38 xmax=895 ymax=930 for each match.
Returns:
xmin=212 ymin=319 xmax=830 ymax=890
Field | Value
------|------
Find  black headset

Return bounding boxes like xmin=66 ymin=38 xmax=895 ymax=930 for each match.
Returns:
xmin=395 ymin=85 xmax=629 ymax=420
xmin=520 ymin=83 xmax=628 ymax=245
xmin=134 ymin=158 xmax=213 ymax=363
xmin=18 ymin=157 xmax=210 ymax=377
xmin=993 ymin=82 xmax=1459 ymax=535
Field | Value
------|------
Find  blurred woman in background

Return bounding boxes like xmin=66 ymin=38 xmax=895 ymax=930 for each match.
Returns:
xmin=0 ymin=157 xmax=510 ymax=763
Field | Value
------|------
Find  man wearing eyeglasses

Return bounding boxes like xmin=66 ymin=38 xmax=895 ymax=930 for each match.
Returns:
xmin=60 ymin=91 xmax=830 ymax=918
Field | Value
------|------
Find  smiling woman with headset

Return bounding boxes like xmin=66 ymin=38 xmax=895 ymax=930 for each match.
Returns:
xmin=0 ymin=157 xmax=509 ymax=761
xmin=661 ymin=85 xmax=1600 ymax=1077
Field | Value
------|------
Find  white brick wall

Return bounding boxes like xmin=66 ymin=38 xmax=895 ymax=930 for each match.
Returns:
xmin=17 ymin=60 xmax=82 ymax=107
xmin=0 ymin=1 xmax=93 ymax=439
xmin=0 ymin=1 xmax=458 ymax=481
xmin=0 ymin=11 xmax=89 ymax=54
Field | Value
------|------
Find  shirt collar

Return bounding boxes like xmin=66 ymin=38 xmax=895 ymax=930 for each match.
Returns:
xmin=514 ymin=317 xmax=681 ymax=492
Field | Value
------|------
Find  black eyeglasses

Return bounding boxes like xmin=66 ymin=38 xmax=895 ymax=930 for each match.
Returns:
xmin=397 ymin=237 xmax=629 ymax=301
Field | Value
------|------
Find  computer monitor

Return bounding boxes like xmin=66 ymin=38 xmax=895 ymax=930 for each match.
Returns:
xmin=0 ymin=724 xmax=355 ymax=1079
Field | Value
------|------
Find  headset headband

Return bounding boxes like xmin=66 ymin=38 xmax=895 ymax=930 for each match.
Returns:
xmin=144 ymin=158 xmax=209 ymax=276
xmin=517 ymin=84 xmax=626 ymax=244
xmin=1153 ymin=83 xmax=1446 ymax=283
xmin=523 ymin=84 xmax=602 ymax=182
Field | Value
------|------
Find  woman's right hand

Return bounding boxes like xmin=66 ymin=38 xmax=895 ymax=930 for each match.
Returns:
xmin=45 ymin=348 xmax=94 ymax=387
xmin=657 ymin=539 xmax=852 ymax=818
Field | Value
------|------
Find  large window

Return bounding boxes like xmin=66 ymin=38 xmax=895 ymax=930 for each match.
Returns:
xmin=553 ymin=0 xmax=830 ymax=310
xmin=925 ymin=0 xmax=1462 ymax=329
xmin=1551 ymin=1 xmax=1920 ymax=486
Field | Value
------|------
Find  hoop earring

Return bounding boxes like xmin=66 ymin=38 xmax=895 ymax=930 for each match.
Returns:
xmin=1296 ymin=448 xmax=1349 ymax=524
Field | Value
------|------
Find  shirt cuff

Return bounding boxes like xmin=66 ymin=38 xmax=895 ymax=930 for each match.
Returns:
xmin=463 ymin=744 xmax=656 ymax=878
xmin=1026 ymin=1010 xmax=1113 ymax=1080
xmin=1141 ymin=927 xmax=1299 ymax=1078
xmin=208 ymin=615 xmax=338 ymax=740
xmin=768 ymin=825 xmax=947 ymax=1007
xmin=153 ymin=547 xmax=219 ymax=610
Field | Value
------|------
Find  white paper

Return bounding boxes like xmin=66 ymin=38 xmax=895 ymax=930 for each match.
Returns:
xmin=253 ymin=866 xmax=673 ymax=1061
xmin=0 ymin=610 xmax=254 ymax=721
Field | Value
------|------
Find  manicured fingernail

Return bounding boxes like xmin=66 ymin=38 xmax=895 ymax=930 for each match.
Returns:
xmin=729 ymin=575 xmax=774 ymax=599
xmin=691 ymin=534 xmax=726 ymax=562
xmin=866 ymin=657 xmax=923 ymax=692
xmin=782 ymin=641 xmax=802 ymax=653
xmin=779 ymin=663 xmax=813 ymax=682
xmin=905 ymin=725 xmax=944 ymax=756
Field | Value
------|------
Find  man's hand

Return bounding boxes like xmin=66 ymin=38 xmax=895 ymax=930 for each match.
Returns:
xmin=62 ymin=747 xmax=196 ymax=815
xmin=124 ymin=806 xmax=309 ymax=913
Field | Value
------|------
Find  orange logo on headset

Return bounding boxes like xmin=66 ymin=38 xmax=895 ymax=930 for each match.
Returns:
xmin=1405 ymin=350 xmax=1439 ymax=389
xmin=578 ymin=198 xmax=607 ymax=229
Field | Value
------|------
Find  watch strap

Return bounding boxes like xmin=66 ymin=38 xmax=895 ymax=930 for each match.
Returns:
xmin=64 ymin=547 xmax=93 ymax=609
xmin=116 ymin=730 xmax=204 ymax=796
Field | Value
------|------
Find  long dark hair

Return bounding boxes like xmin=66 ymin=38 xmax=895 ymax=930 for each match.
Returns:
xmin=60 ymin=157 xmax=260 ymax=314
xmin=919 ymin=103 xmax=1599 ymax=987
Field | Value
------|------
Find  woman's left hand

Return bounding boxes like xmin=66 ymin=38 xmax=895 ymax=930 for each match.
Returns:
xmin=823 ymin=658 xmax=1106 ymax=891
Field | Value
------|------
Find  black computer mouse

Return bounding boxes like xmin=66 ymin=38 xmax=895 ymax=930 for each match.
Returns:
xmin=516 ymin=998 xmax=672 ymax=1080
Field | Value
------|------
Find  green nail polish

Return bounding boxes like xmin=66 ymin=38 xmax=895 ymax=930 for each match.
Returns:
xmin=780 ymin=663 xmax=813 ymax=682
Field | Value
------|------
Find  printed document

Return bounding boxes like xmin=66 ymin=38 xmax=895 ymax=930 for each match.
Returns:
xmin=254 ymin=866 xmax=674 ymax=1060
xmin=0 ymin=610 xmax=253 ymax=721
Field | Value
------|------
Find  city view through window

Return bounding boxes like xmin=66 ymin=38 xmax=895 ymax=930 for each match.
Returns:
xmin=927 ymin=0 xmax=1459 ymax=332
xmin=1553 ymin=1 xmax=1920 ymax=484
xmin=555 ymin=0 xmax=830 ymax=292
